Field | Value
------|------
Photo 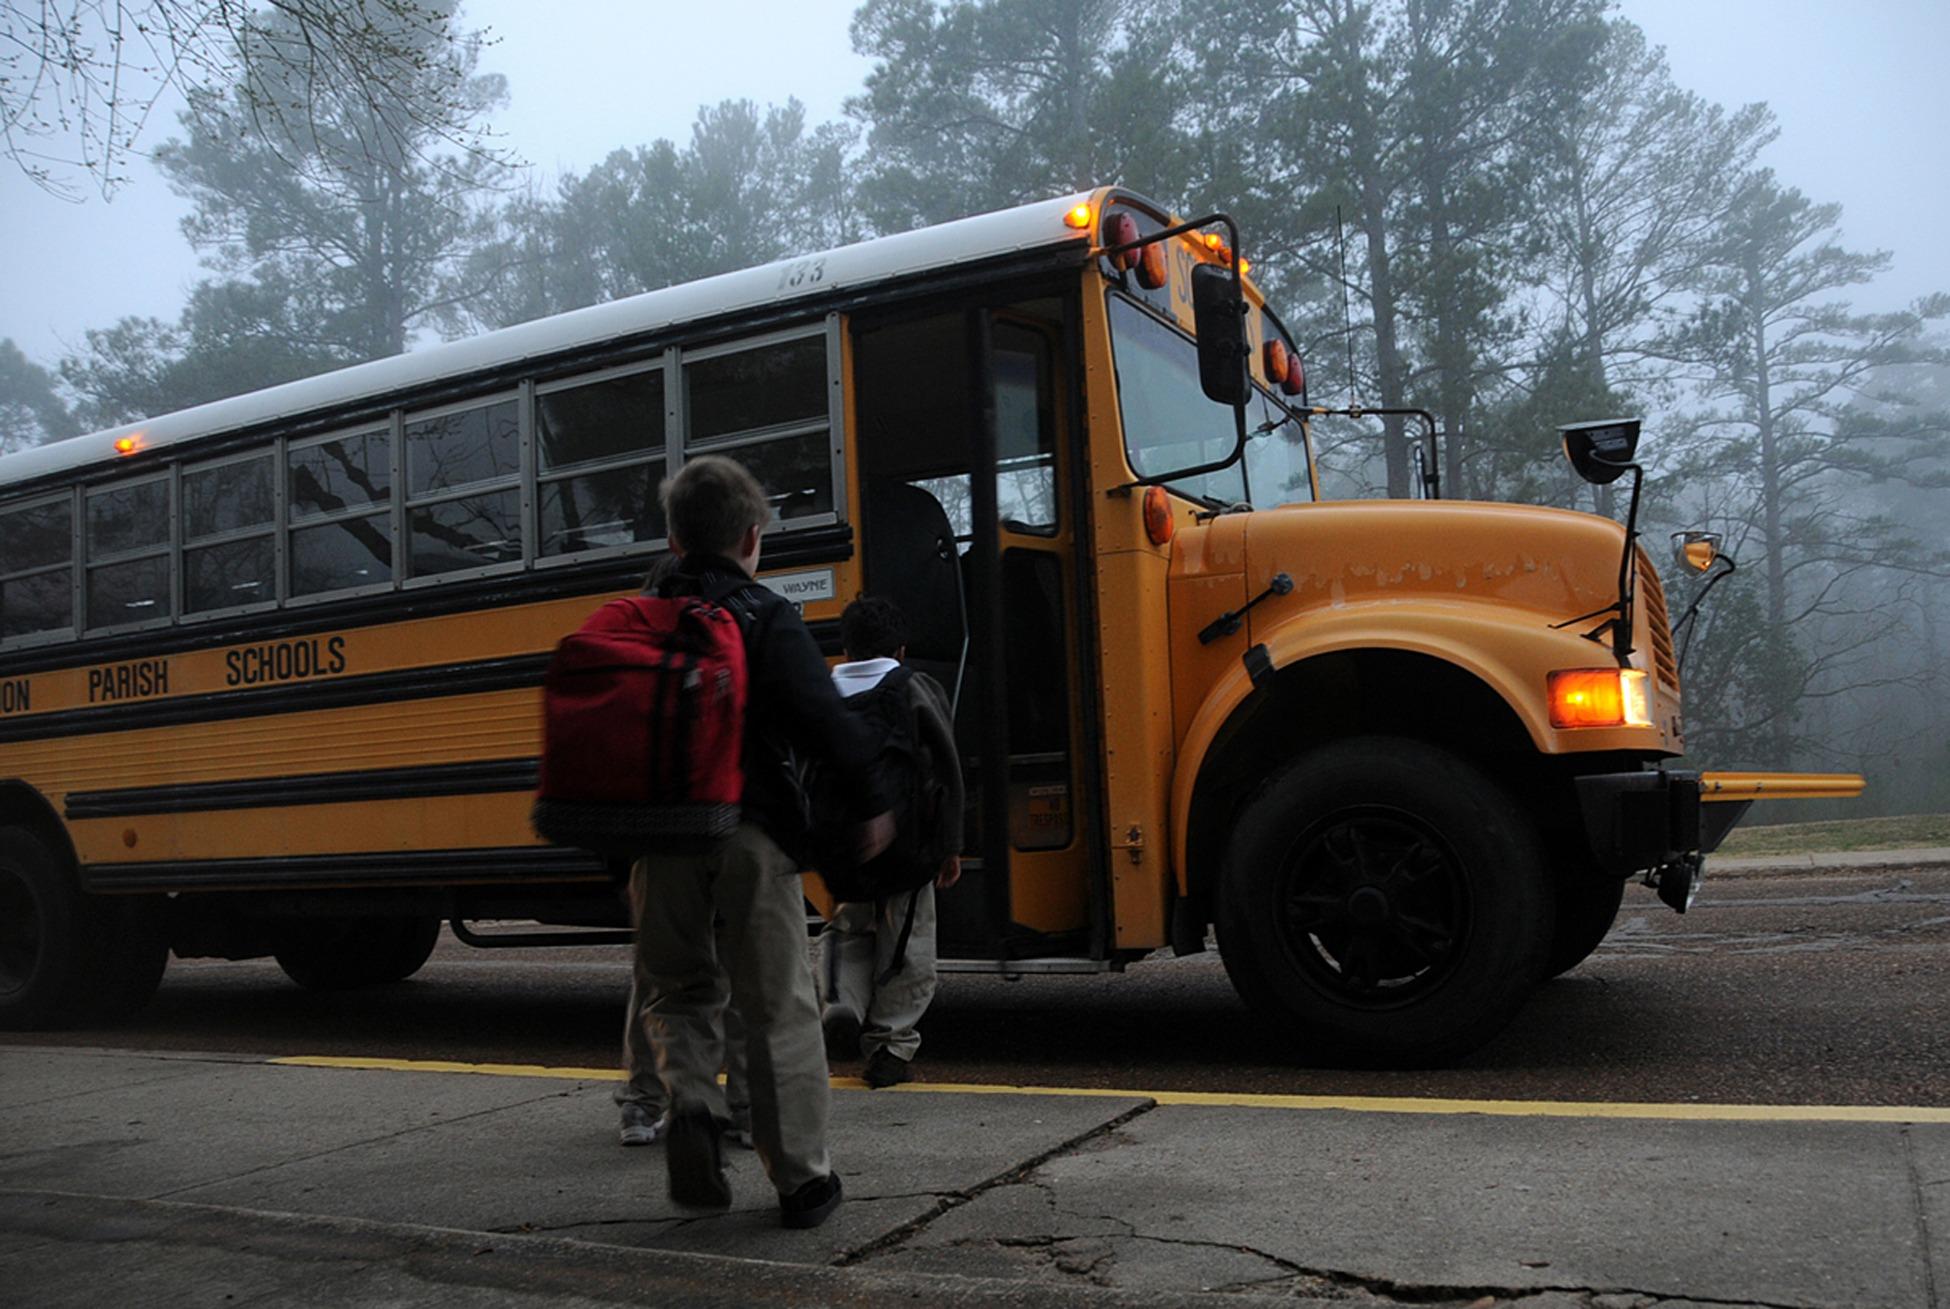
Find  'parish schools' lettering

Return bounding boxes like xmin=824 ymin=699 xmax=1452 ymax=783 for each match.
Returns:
xmin=225 ymin=636 xmax=348 ymax=687
xmin=0 ymin=678 xmax=27 ymax=714
xmin=88 ymin=659 xmax=169 ymax=703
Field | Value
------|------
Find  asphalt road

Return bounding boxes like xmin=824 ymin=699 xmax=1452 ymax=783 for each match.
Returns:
xmin=15 ymin=865 xmax=1949 ymax=1107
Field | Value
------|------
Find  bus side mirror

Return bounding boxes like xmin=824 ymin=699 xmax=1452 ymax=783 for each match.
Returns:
xmin=1192 ymin=263 xmax=1247 ymax=407
xmin=1672 ymin=531 xmax=1722 ymax=574
xmin=1560 ymin=417 xmax=1641 ymax=485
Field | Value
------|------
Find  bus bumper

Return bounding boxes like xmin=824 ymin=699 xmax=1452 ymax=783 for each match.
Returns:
xmin=1571 ymin=768 xmax=1865 ymax=913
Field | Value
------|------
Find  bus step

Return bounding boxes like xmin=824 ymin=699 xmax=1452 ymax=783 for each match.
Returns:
xmin=937 ymin=956 xmax=1122 ymax=976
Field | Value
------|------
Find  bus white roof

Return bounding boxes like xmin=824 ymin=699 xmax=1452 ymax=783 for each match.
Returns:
xmin=0 ymin=191 xmax=1099 ymax=492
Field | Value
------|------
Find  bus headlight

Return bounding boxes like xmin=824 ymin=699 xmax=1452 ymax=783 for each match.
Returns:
xmin=1549 ymin=668 xmax=1652 ymax=729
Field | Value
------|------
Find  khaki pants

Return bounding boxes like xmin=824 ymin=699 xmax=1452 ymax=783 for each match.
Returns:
xmin=618 ymin=930 xmax=749 ymax=1131
xmin=817 ymin=885 xmax=938 ymax=1063
xmin=632 ymin=822 xmax=829 ymax=1193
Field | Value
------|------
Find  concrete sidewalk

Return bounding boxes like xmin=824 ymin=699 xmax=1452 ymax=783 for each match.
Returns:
xmin=1707 ymin=845 xmax=1950 ymax=875
xmin=3 ymin=1046 xmax=1946 ymax=1307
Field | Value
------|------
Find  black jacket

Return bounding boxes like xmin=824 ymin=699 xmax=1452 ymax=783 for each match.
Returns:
xmin=657 ymin=553 xmax=888 ymax=849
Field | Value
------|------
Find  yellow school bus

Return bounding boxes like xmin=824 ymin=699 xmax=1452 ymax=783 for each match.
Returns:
xmin=0 ymin=189 xmax=1860 ymax=1062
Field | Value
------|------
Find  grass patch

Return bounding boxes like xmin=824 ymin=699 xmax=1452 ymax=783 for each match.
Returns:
xmin=1716 ymin=812 xmax=1950 ymax=857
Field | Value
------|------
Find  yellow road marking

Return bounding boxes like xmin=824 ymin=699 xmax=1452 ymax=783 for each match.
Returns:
xmin=270 ymin=1056 xmax=1950 ymax=1124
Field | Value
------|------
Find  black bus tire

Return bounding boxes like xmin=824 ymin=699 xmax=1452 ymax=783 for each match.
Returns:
xmin=0 ymin=826 xmax=166 ymax=1028
xmin=0 ymin=825 xmax=90 ymax=1028
xmin=1544 ymin=873 xmax=1627 ymax=979
xmin=71 ymin=894 xmax=169 ymax=1024
xmin=1215 ymin=736 xmax=1554 ymax=1068
xmin=273 ymin=915 xmax=442 ymax=990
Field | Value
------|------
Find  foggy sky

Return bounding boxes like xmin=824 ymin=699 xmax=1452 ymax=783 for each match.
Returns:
xmin=2 ymin=0 xmax=1944 ymax=370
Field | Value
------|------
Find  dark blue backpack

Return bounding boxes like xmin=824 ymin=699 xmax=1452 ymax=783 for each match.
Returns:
xmin=801 ymin=665 xmax=953 ymax=904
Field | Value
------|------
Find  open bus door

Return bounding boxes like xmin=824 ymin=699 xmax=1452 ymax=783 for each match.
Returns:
xmin=851 ymin=296 xmax=1103 ymax=964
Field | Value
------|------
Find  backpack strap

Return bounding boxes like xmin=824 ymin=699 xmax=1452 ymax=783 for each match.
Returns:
xmin=702 ymin=575 xmax=764 ymax=634
xmin=876 ymin=886 xmax=923 ymax=987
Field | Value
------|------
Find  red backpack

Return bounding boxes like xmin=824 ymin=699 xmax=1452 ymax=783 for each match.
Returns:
xmin=531 ymin=593 xmax=749 ymax=855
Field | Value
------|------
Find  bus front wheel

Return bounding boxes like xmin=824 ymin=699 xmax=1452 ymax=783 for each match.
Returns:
xmin=1215 ymin=737 xmax=1554 ymax=1067
xmin=0 ymin=825 xmax=168 ymax=1029
xmin=1544 ymin=873 xmax=1627 ymax=979
xmin=273 ymin=915 xmax=442 ymax=990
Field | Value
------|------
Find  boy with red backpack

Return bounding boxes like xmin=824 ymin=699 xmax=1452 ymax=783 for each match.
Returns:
xmin=536 ymin=455 xmax=891 ymax=1229
xmin=814 ymin=596 xmax=965 ymax=1089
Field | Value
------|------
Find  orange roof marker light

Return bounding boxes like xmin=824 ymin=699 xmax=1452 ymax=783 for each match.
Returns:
xmin=113 ymin=434 xmax=144 ymax=456
xmin=1065 ymin=203 xmax=1094 ymax=230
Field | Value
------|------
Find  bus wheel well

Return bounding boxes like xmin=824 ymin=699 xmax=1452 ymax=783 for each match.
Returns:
xmin=0 ymin=782 xmax=76 ymax=873
xmin=1182 ymin=649 xmax=1542 ymax=923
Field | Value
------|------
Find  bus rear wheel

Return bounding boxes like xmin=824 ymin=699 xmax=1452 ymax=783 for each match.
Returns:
xmin=0 ymin=825 xmax=168 ymax=1029
xmin=272 ymin=915 xmax=442 ymax=990
xmin=1215 ymin=737 xmax=1554 ymax=1067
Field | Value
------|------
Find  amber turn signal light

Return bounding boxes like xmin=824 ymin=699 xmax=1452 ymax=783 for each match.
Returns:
xmin=1548 ymin=668 xmax=1651 ymax=729
xmin=1142 ymin=484 xmax=1175 ymax=545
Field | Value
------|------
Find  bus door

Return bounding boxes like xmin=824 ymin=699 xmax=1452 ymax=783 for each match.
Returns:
xmin=850 ymin=297 xmax=1099 ymax=961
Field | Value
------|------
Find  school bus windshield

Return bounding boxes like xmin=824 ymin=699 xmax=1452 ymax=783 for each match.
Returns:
xmin=1107 ymin=294 xmax=1312 ymax=508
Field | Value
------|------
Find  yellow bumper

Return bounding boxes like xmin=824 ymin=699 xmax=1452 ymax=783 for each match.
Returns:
xmin=1699 ymin=771 xmax=1867 ymax=802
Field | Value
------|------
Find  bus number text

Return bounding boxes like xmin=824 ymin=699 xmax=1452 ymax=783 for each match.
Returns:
xmin=775 ymin=258 xmax=826 ymax=291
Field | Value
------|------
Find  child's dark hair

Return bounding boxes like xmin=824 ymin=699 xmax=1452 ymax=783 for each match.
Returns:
xmin=660 ymin=455 xmax=771 ymax=557
xmin=840 ymin=595 xmax=909 ymax=661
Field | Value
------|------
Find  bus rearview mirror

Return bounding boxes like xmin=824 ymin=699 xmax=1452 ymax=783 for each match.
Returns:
xmin=1559 ymin=417 xmax=1641 ymax=485
xmin=1192 ymin=263 xmax=1248 ymax=408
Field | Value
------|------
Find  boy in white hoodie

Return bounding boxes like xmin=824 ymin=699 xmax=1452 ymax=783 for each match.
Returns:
xmin=817 ymin=596 xmax=963 ymax=1088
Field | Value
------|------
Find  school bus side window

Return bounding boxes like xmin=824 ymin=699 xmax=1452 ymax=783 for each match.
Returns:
xmin=683 ymin=332 xmax=836 ymax=526
xmin=288 ymin=429 xmax=394 ymax=598
xmin=183 ymin=454 xmax=274 ymax=615
xmin=0 ymin=495 xmax=74 ymax=642
xmin=1107 ymin=294 xmax=1246 ymax=506
xmin=85 ymin=476 xmax=171 ymax=630
xmin=404 ymin=397 xmax=521 ymax=578
xmin=536 ymin=365 xmax=666 ymax=557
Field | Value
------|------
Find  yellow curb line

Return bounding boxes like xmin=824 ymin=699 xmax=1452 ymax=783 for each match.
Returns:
xmin=268 ymin=1056 xmax=1950 ymax=1124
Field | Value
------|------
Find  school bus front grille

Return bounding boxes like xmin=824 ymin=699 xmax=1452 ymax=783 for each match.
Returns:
xmin=1638 ymin=553 xmax=1678 ymax=691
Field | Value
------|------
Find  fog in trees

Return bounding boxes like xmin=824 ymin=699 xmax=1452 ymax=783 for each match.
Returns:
xmin=6 ymin=0 xmax=1945 ymax=815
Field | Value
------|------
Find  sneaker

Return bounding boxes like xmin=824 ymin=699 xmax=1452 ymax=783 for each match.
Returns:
xmin=666 ymin=1109 xmax=731 ymax=1209
xmin=863 ymin=1049 xmax=914 ymax=1089
xmin=618 ymin=1103 xmax=669 ymax=1148
xmin=780 ymin=1172 xmax=843 ymax=1229
xmin=821 ymin=1002 xmax=862 ymax=1061
xmin=724 ymin=1117 xmax=755 ymax=1150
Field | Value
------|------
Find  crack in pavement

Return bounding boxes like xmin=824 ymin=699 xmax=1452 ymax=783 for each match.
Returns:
xmin=1168 ymin=1243 xmax=1820 ymax=1309
xmin=829 ymin=1099 xmax=1157 ymax=1268
xmin=831 ymin=1137 xmax=1847 ymax=1308
xmin=1017 ymin=1199 xmax=1824 ymax=1309
xmin=1903 ymin=1126 xmax=1942 ymax=1309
